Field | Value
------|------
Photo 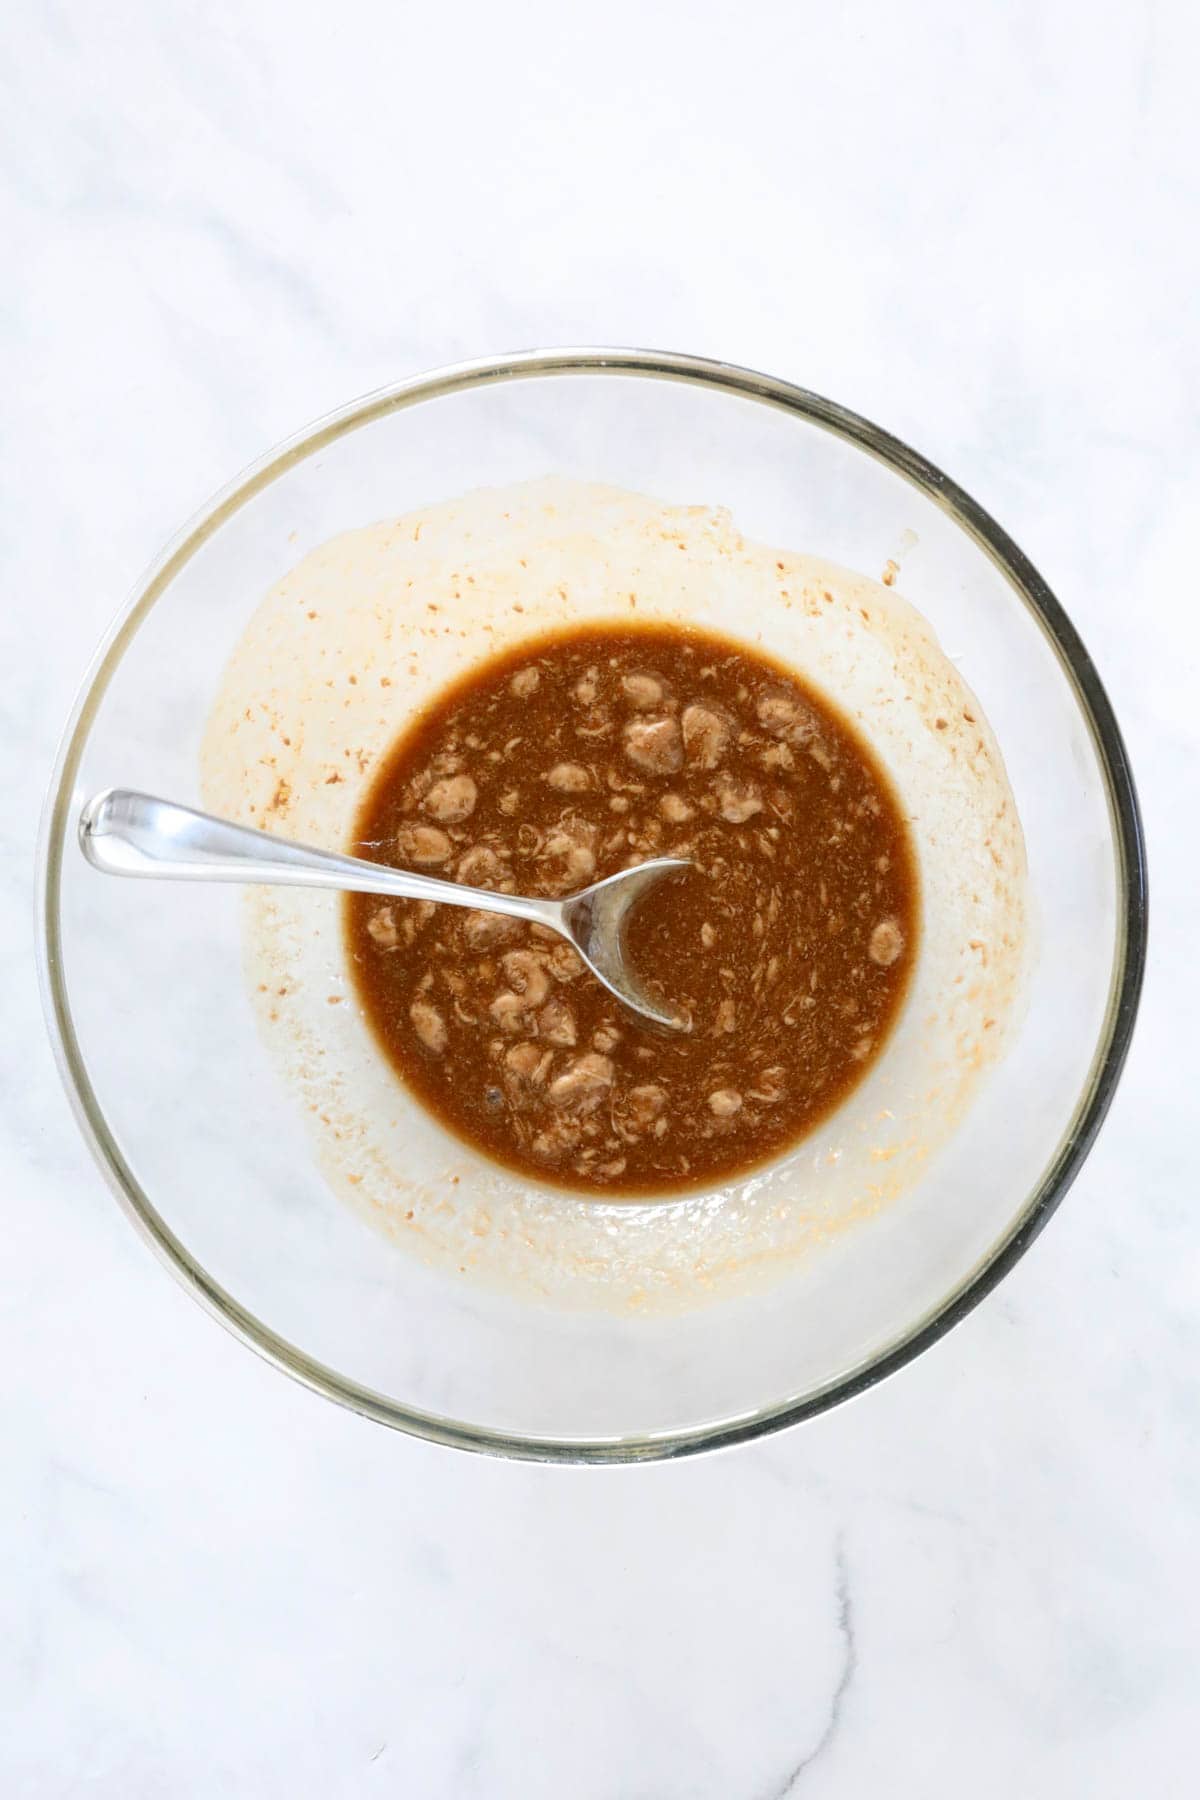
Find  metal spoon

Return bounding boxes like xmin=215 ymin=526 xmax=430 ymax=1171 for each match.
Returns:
xmin=78 ymin=788 xmax=691 ymax=1031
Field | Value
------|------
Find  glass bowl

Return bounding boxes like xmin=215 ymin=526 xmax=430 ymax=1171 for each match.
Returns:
xmin=37 ymin=350 xmax=1147 ymax=1461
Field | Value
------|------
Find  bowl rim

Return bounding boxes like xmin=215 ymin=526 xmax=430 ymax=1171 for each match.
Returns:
xmin=36 ymin=346 xmax=1149 ymax=1463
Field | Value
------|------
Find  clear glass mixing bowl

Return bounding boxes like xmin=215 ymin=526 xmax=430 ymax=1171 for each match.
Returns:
xmin=37 ymin=350 xmax=1147 ymax=1461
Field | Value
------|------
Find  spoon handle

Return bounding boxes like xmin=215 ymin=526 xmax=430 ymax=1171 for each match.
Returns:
xmin=78 ymin=788 xmax=558 ymax=926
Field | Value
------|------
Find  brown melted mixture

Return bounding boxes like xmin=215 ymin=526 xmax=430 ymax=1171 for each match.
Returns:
xmin=345 ymin=625 xmax=917 ymax=1195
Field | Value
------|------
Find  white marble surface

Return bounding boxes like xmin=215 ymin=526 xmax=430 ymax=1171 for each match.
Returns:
xmin=3 ymin=1 xmax=1196 ymax=1792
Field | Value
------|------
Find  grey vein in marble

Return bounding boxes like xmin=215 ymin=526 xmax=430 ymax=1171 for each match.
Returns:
xmin=763 ymin=1537 xmax=857 ymax=1798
